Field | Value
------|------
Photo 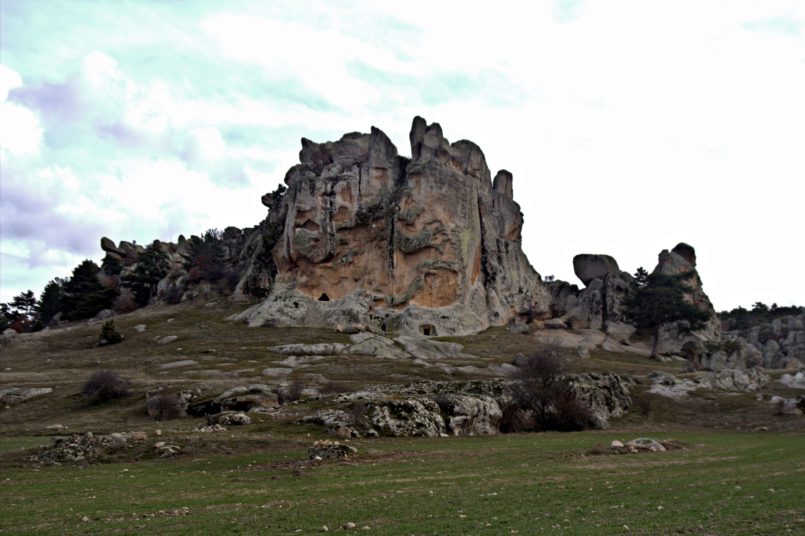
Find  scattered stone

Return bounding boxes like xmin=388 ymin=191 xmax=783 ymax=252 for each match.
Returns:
xmin=207 ymin=411 xmax=251 ymax=426
xmin=626 ymin=438 xmax=667 ymax=452
xmin=195 ymin=424 xmax=227 ymax=433
xmin=159 ymin=359 xmax=198 ymax=370
xmin=0 ymin=387 xmax=53 ymax=406
xmin=2 ymin=328 xmax=17 ymax=339
xmin=779 ymin=371 xmax=805 ymax=389
xmin=133 ymin=324 xmax=147 ymax=333
xmin=543 ymin=318 xmax=568 ymax=330
xmin=154 ymin=442 xmax=181 ymax=457
xmin=308 ymin=439 xmax=357 ymax=460
xmin=36 ymin=432 xmax=148 ymax=465
xmin=262 ymin=367 xmax=293 ymax=377
xmin=343 ymin=522 xmax=357 ymax=530
xmin=610 ymin=440 xmax=624 ymax=448
xmin=157 ymin=335 xmax=178 ymax=345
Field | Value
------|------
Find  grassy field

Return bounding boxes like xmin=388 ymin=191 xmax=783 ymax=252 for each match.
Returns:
xmin=1 ymin=302 xmax=804 ymax=534
xmin=1 ymin=431 xmax=803 ymax=535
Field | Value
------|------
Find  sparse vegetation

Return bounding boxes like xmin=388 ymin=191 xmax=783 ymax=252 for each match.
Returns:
xmin=624 ymin=272 xmax=710 ymax=357
xmin=146 ymin=393 xmax=186 ymax=420
xmin=98 ymin=320 xmax=123 ymax=346
xmin=508 ymin=347 xmax=593 ymax=432
xmin=81 ymin=370 xmax=131 ymax=405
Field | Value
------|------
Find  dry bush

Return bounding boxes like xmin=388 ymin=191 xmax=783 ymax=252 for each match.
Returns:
xmin=507 ymin=345 xmax=594 ymax=432
xmin=147 ymin=393 xmax=186 ymax=420
xmin=82 ymin=370 xmax=131 ymax=405
xmin=320 ymin=381 xmax=353 ymax=395
xmin=349 ymin=401 xmax=371 ymax=431
xmin=113 ymin=288 xmax=138 ymax=313
xmin=277 ymin=380 xmax=304 ymax=405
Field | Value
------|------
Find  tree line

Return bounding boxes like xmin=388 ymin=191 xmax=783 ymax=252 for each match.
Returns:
xmin=1 ymin=229 xmax=234 ymax=333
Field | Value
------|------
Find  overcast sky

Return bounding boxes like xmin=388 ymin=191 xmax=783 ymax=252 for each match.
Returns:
xmin=1 ymin=0 xmax=803 ymax=310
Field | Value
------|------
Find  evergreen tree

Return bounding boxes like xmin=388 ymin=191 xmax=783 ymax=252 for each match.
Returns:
xmin=185 ymin=229 xmax=226 ymax=283
xmin=122 ymin=245 xmax=169 ymax=306
xmin=624 ymin=273 xmax=710 ymax=358
xmin=38 ymin=278 xmax=65 ymax=324
xmin=10 ymin=290 xmax=37 ymax=319
xmin=62 ymin=260 xmax=117 ymax=321
xmin=633 ymin=267 xmax=650 ymax=289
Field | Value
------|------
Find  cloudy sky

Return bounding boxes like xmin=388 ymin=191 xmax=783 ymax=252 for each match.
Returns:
xmin=1 ymin=0 xmax=803 ymax=310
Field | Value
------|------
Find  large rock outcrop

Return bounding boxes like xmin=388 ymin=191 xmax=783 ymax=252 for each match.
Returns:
xmin=236 ymin=117 xmax=551 ymax=335
xmin=652 ymin=243 xmax=721 ymax=355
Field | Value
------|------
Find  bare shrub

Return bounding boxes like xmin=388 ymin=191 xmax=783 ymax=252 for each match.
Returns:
xmin=277 ymin=380 xmax=304 ymax=405
xmin=320 ymin=381 xmax=353 ymax=395
xmin=499 ymin=402 xmax=535 ymax=433
xmin=82 ymin=370 xmax=131 ymax=405
xmin=349 ymin=401 xmax=371 ymax=431
xmin=147 ymin=393 xmax=186 ymax=420
xmin=632 ymin=391 xmax=652 ymax=417
xmin=164 ymin=285 xmax=182 ymax=305
xmin=507 ymin=345 xmax=594 ymax=432
xmin=112 ymin=288 xmax=138 ymax=314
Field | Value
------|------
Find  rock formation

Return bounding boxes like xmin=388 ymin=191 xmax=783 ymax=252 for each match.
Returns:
xmin=652 ymin=243 xmax=721 ymax=356
xmin=235 ymin=117 xmax=551 ymax=335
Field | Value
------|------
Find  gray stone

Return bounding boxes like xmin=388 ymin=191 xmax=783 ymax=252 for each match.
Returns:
xmin=364 ymin=397 xmax=445 ymax=437
xmin=157 ymin=335 xmax=178 ymax=345
xmin=573 ymin=254 xmax=620 ymax=286
xmin=262 ymin=367 xmax=293 ymax=377
xmin=0 ymin=387 xmax=53 ymax=406
xmin=626 ymin=437 xmax=667 ymax=452
xmin=208 ymin=411 xmax=251 ymax=426
xmin=159 ymin=359 xmax=198 ymax=370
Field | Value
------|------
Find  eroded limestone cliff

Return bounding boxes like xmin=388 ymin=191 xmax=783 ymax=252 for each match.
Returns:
xmin=237 ymin=117 xmax=551 ymax=335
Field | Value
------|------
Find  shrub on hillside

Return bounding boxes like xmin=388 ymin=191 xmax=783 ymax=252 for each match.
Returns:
xmin=146 ymin=393 xmax=186 ymax=420
xmin=112 ymin=288 xmax=138 ymax=314
xmin=82 ymin=370 xmax=131 ymax=405
xmin=507 ymin=346 xmax=594 ymax=432
xmin=277 ymin=381 xmax=304 ymax=405
xmin=99 ymin=320 xmax=123 ymax=346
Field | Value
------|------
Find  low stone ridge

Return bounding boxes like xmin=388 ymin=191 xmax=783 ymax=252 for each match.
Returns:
xmin=0 ymin=387 xmax=53 ymax=406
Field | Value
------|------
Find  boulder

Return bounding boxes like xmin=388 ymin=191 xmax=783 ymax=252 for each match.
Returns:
xmin=0 ymin=387 xmax=53 ymax=406
xmin=780 ymin=371 xmax=805 ymax=389
xmin=308 ymin=440 xmax=357 ymax=460
xmin=566 ymin=373 xmax=633 ymax=428
xmin=626 ymin=437 xmax=667 ymax=452
xmin=363 ymin=397 xmax=445 ymax=437
xmin=573 ymin=254 xmax=620 ymax=286
xmin=207 ymin=411 xmax=251 ymax=426
xmin=435 ymin=394 xmax=502 ymax=436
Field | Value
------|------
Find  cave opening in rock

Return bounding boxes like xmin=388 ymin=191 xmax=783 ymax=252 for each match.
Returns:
xmin=420 ymin=324 xmax=436 ymax=336
xmin=318 ymin=293 xmax=330 ymax=302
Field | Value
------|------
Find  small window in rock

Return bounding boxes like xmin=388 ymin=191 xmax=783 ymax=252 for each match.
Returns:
xmin=318 ymin=293 xmax=330 ymax=302
xmin=420 ymin=324 xmax=436 ymax=336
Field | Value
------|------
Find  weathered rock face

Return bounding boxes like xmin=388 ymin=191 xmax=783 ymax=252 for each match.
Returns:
xmin=653 ymin=243 xmax=721 ymax=355
xmin=726 ymin=314 xmax=805 ymax=369
xmin=237 ymin=117 xmax=551 ymax=335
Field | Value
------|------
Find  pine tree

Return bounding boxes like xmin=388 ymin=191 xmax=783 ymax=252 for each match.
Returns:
xmin=38 ymin=278 xmax=66 ymax=324
xmin=122 ymin=245 xmax=169 ymax=306
xmin=624 ymin=273 xmax=710 ymax=358
xmin=62 ymin=260 xmax=117 ymax=320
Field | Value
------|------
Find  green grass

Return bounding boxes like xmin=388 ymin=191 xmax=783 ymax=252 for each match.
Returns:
xmin=1 ymin=431 xmax=803 ymax=535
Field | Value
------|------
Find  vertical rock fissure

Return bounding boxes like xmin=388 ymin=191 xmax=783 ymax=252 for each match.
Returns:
xmin=477 ymin=199 xmax=494 ymax=314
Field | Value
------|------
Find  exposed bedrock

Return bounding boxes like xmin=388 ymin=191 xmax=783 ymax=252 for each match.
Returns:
xmin=237 ymin=117 xmax=551 ymax=335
